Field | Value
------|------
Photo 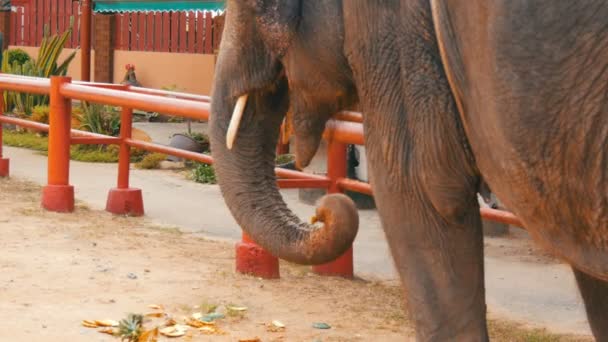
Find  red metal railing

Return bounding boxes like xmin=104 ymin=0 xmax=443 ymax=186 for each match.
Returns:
xmin=0 ymin=74 xmax=523 ymax=279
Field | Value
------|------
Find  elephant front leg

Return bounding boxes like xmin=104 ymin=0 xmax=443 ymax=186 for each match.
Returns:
xmin=358 ymin=80 xmax=488 ymax=341
xmin=370 ymin=163 xmax=488 ymax=341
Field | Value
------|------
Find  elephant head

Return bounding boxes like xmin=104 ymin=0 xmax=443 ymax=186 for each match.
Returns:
xmin=209 ymin=0 xmax=359 ymax=264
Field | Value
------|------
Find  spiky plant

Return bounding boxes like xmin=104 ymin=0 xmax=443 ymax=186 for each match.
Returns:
xmin=116 ymin=313 xmax=144 ymax=342
xmin=2 ymin=18 xmax=77 ymax=115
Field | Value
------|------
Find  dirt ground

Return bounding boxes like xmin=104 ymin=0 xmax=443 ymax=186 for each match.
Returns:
xmin=0 ymin=178 xmax=593 ymax=341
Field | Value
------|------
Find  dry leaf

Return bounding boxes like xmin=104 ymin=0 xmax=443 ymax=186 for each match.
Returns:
xmin=266 ymin=320 xmax=286 ymax=333
xmin=148 ymin=304 xmax=164 ymax=310
xmin=198 ymin=325 xmax=226 ymax=335
xmin=144 ymin=312 xmax=165 ymax=318
xmin=185 ymin=317 xmax=215 ymax=328
xmin=159 ymin=324 xmax=188 ymax=337
xmin=82 ymin=320 xmax=98 ymax=328
xmin=98 ymin=328 xmax=116 ymax=335
xmin=239 ymin=338 xmax=261 ymax=342
xmin=95 ymin=319 xmax=119 ymax=327
xmin=272 ymin=320 xmax=285 ymax=328
xmin=138 ymin=327 xmax=159 ymax=342
xmin=227 ymin=306 xmax=248 ymax=312
xmin=163 ymin=317 xmax=177 ymax=327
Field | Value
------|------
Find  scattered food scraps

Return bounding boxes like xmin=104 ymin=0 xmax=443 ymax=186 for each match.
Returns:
xmin=144 ymin=312 xmax=165 ymax=318
xmin=159 ymin=324 xmax=189 ymax=337
xmin=98 ymin=328 xmax=116 ymax=335
xmin=95 ymin=319 xmax=119 ymax=327
xmin=312 ymin=322 xmax=331 ymax=329
xmin=266 ymin=320 xmax=286 ymax=332
xmin=199 ymin=325 xmax=226 ymax=335
xmin=201 ymin=312 xmax=225 ymax=322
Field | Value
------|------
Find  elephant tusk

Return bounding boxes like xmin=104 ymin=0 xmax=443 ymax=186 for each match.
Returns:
xmin=226 ymin=94 xmax=249 ymax=150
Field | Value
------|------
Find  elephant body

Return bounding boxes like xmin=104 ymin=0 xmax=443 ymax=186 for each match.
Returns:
xmin=210 ymin=1 xmax=608 ymax=340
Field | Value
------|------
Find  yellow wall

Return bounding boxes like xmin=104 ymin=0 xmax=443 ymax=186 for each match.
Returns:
xmin=9 ymin=46 xmax=95 ymax=81
xmin=8 ymin=46 xmax=216 ymax=96
xmin=114 ymin=50 xmax=215 ymax=95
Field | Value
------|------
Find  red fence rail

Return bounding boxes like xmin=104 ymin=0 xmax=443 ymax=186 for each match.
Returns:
xmin=9 ymin=0 xmax=224 ymax=54
xmin=0 ymin=74 xmax=523 ymax=279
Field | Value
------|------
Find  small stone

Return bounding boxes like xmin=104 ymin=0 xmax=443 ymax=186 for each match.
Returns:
xmin=127 ymin=273 xmax=138 ymax=280
xmin=144 ymin=269 xmax=150 ymax=273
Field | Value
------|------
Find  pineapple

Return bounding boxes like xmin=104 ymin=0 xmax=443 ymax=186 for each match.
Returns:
xmin=116 ymin=313 xmax=143 ymax=342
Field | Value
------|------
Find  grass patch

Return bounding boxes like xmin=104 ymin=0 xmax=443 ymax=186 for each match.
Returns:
xmin=488 ymin=319 xmax=591 ymax=342
xmin=189 ymin=162 xmax=217 ymax=184
xmin=3 ymin=131 xmax=147 ymax=163
xmin=3 ymin=130 xmax=48 ymax=151
xmin=70 ymin=145 xmax=118 ymax=163
xmin=135 ymin=152 xmax=167 ymax=169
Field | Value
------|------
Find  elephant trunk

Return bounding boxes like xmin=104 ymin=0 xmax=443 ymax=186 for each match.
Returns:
xmin=209 ymin=82 xmax=359 ymax=265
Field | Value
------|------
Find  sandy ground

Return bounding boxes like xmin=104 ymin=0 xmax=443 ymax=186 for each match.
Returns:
xmin=0 ymin=177 xmax=593 ymax=342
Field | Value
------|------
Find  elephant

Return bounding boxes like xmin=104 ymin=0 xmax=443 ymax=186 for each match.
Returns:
xmin=209 ymin=1 xmax=608 ymax=340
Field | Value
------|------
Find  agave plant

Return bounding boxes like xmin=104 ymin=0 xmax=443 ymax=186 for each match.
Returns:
xmin=2 ymin=18 xmax=78 ymax=115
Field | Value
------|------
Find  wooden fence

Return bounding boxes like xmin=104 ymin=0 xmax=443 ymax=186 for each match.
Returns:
xmin=114 ymin=11 xmax=223 ymax=54
xmin=10 ymin=0 xmax=83 ymax=48
xmin=8 ymin=0 xmax=224 ymax=54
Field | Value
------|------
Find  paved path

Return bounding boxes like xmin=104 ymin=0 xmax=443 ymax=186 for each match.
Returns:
xmin=1 ymin=122 xmax=591 ymax=335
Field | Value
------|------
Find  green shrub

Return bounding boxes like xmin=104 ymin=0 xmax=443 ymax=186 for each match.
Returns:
xmin=30 ymin=105 xmax=50 ymax=124
xmin=6 ymin=49 xmax=31 ymax=67
xmin=76 ymin=102 xmax=121 ymax=136
xmin=276 ymin=153 xmax=295 ymax=165
xmin=70 ymin=145 xmax=118 ymax=163
xmin=190 ymin=163 xmax=216 ymax=184
xmin=135 ymin=153 xmax=167 ymax=169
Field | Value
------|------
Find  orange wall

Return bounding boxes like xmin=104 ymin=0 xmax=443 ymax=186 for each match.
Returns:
xmin=8 ymin=46 xmax=216 ymax=96
xmin=9 ymin=46 xmax=95 ymax=81
xmin=114 ymin=50 xmax=216 ymax=95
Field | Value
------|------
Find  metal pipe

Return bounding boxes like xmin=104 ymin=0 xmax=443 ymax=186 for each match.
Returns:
xmin=335 ymin=111 xmax=363 ymax=123
xmin=277 ymin=179 xmax=331 ymax=189
xmin=117 ymin=107 xmax=133 ymax=189
xmin=61 ymin=83 xmax=211 ymax=121
xmin=337 ymin=178 xmax=373 ymax=195
xmin=47 ymin=77 xmax=72 ymax=185
xmin=80 ymin=0 xmax=91 ymax=82
xmin=324 ymin=119 xmax=365 ymax=146
xmin=0 ymin=76 xmax=50 ymax=94
xmin=70 ymin=137 xmax=120 ymax=145
xmin=128 ymin=86 xmax=211 ymax=102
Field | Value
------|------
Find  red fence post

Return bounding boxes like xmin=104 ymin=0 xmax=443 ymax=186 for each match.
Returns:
xmin=312 ymin=140 xmax=354 ymax=278
xmin=106 ymin=106 xmax=144 ymax=216
xmin=42 ymin=76 xmax=74 ymax=212
xmin=235 ymin=233 xmax=280 ymax=279
xmin=0 ymin=82 xmax=10 ymax=177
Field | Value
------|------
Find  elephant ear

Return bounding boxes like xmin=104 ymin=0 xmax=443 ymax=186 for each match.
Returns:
xmin=244 ymin=0 xmax=302 ymax=58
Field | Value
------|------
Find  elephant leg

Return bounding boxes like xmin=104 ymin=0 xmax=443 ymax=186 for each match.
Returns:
xmin=572 ymin=267 xmax=608 ymax=339
xmin=368 ymin=158 xmax=488 ymax=341
xmin=344 ymin=3 xmax=488 ymax=340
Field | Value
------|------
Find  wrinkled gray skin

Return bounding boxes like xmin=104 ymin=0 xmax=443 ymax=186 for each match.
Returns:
xmin=210 ymin=1 xmax=608 ymax=340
